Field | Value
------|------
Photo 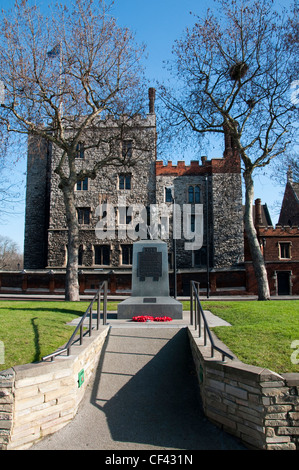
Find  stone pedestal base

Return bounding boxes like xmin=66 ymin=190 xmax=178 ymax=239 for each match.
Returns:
xmin=117 ymin=296 xmax=183 ymax=319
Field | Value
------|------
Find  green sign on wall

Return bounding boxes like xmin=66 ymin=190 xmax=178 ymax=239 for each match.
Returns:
xmin=78 ymin=369 xmax=84 ymax=388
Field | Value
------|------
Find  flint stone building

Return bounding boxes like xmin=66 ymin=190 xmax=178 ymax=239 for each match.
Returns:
xmin=23 ymin=88 xmax=245 ymax=295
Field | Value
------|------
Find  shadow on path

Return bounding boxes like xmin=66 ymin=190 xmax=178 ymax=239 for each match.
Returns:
xmin=90 ymin=328 xmax=246 ymax=450
xmin=31 ymin=327 xmax=246 ymax=450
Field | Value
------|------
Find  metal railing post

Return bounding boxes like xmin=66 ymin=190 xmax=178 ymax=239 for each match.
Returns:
xmin=42 ymin=280 xmax=109 ymax=362
xmin=97 ymin=292 xmax=100 ymax=330
xmin=80 ymin=323 xmax=83 ymax=345
xmin=89 ymin=305 xmax=92 ymax=336
xmin=190 ymin=281 xmax=193 ymax=325
xmin=196 ymin=291 xmax=198 ymax=331
xmin=189 ymin=280 xmax=234 ymax=363
xmin=103 ymin=281 xmax=107 ymax=325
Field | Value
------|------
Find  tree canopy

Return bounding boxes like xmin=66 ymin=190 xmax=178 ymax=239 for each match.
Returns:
xmin=159 ymin=0 xmax=298 ymax=300
xmin=159 ymin=0 xmax=297 ymax=168
xmin=0 ymin=0 xmax=148 ymax=300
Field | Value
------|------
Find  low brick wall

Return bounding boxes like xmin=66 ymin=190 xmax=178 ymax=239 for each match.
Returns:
xmin=188 ymin=327 xmax=299 ymax=450
xmin=0 ymin=269 xmax=249 ymax=297
xmin=0 ymin=326 xmax=109 ymax=450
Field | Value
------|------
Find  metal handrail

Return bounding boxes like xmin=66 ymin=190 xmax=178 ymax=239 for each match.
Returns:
xmin=42 ymin=280 xmax=108 ymax=362
xmin=190 ymin=281 xmax=234 ymax=362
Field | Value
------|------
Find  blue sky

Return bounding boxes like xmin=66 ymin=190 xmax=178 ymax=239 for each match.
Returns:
xmin=0 ymin=0 xmax=294 ymax=250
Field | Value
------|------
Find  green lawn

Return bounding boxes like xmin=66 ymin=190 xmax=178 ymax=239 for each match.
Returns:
xmin=0 ymin=299 xmax=298 ymax=374
xmin=0 ymin=299 xmax=122 ymax=370
xmin=0 ymin=301 xmax=89 ymax=370
xmin=200 ymin=300 xmax=299 ymax=373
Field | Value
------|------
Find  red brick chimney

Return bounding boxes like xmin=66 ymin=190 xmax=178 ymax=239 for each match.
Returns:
xmin=255 ymin=198 xmax=263 ymax=226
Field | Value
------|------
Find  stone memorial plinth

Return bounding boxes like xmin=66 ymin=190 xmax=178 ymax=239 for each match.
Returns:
xmin=117 ymin=240 xmax=183 ymax=319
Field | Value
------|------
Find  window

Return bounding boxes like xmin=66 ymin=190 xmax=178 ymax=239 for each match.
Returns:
xmin=94 ymin=245 xmax=110 ymax=265
xmin=193 ymin=250 xmax=200 ymax=267
xmin=188 ymin=185 xmax=200 ymax=203
xmin=78 ymin=245 xmax=84 ymax=266
xmin=195 ymin=185 xmax=200 ymax=203
xmin=119 ymin=174 xmax=131 ymax=190
xmin=122 ymin=140 xmax=133 ymax=159
xmin=77 ymin=208 xmax=90 ymax=225
xmin=121 ymin=244 xmax=133 ymax=265
xmin=279 ymin=242 xmax=291 ymax=259
xmin=76 ymin=177 xmax=88 ymax=191
xmin=193 ymin=247 xmax=207 ymax=267
xmin=165 ymin=187 xmax=173 ymax=203
xmin=188 ymin=186 xmax=194 ymax=203
xmin=190 ymin=214 xmax=195 ymax=232
xmin=76 ymin=142 xmax=84 ymax=159
xmin=118 ymin=207 xmax=132 ymax=225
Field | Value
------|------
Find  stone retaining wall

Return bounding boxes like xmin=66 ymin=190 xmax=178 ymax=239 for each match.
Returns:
xmin=0 ymin=326 xmax=109 ymax=450
xmin=188 ymin=327 xmax=299 ymax=450
xmin=1 ymin=325 xmax=298 ymax=450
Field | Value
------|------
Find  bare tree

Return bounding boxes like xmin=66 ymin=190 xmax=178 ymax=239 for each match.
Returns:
xmin=0 ymin=162 xmax=23 ymax=219
xmin=159 ymin=0 xmax=298 ymax=300
xmin=272 ymin=153 xmax=299 ymax=186
xmin=0 ymin=0 xmax=147 ymax=300
xmin=0 ymin=89 xmax=23 ymax=219
xmin=0 ymin=235 xmax=23 ymax=270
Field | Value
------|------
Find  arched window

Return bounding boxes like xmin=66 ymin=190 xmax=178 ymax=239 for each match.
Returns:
xmin=165 ymin=187 xmax=173 ymax=202
xmin=195 ymin=185 xmax=200 ymax=203
xmin=188 ymin=185 xmax=201 ymax=203
xmin=188 ymin=186 xmax=194 ymax=203
xmin=94 ymin=245 xmax=110 ymax=265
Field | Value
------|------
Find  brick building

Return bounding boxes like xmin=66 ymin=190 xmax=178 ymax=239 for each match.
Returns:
xmin=22 ymin=88 xmax=246 ymax=295
xmin=245 ymin=190 xmax=299 ymax=296
xmin=278 ymin=168 xmax=299 ymax=227
xmin=19 ymin=88 xmax=298 ymax=296
xmin=267 ymin=168 xmax=299 ymax=296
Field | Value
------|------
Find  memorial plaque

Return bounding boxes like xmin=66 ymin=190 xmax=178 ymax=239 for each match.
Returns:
xmin=117 ymin=240 xmax=183 ymax=319
xmin=143 ymin=298 xmax=156 ymax=303
xmin=137 ymin=247 xmax=162 ymax=282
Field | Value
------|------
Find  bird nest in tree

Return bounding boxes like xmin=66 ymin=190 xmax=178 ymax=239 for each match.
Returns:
xmin=229 ymin=62 xmax=248 ymax=81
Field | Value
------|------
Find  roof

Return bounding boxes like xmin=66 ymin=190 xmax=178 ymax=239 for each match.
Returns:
xmin=242 ymin=202 xmax=273 ymax=227
xmin=292 ymin=182 xmax=299 ymax=200
xmin=278 ymin=180 xmax=299 ymax=226
xmin=252 ymin=203 xmax=273 ymax=226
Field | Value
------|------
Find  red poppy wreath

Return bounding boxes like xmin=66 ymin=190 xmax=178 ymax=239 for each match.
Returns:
xmin=132 ymin=315 xmax=172 ymax=322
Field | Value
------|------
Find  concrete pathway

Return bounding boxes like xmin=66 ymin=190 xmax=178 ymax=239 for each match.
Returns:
xmin=31 ymin=321 xmax=245 ymax=451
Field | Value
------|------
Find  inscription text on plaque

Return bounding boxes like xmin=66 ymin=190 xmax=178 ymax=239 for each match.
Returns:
xmin=137 ymin=247 xmax=162 ymax=282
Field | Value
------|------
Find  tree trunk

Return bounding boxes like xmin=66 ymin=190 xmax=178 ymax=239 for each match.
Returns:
xmin=243 ymin=170 xmax=270 ymax=300
xmin=62 ymin=185 xmax=80 ymax=301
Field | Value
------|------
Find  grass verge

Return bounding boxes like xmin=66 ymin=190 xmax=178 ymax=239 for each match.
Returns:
xmin=200 ymin=300 xmax=299 ymax=373
xmin=0 ymin=301 xmax=89 ymax=370
xmin=0 ymin=299 xmax=298 ymax=374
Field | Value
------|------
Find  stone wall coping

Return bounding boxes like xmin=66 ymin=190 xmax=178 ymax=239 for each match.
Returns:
xmin=189 ymin=326 xmax=296 ymax=382
xmin=11 ymin=326 xmax=109 ymax=380
xmin=187 ymin=326 xmax=299 ymax=450
xmin=1 ymin=326 xmax=110 ymax=449
xmin=281 ymin=373 xmax=299 ymax=387
xmin=0 ymin=368 xmax=15 ymax=378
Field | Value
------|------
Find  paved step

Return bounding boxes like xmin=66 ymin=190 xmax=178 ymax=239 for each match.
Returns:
xmin=67 ymin=309 xmax=231 ymax=328
xmin=31 ymin=326 xmax=245 ymax=450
